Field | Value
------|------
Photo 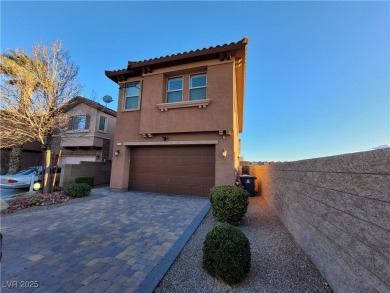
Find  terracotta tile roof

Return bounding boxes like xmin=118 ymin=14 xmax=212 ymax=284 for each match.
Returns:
xmin=64 ymin=96 xmax=117 ymax=117
xmin=105 ymin=37 xmax=248 ymax=82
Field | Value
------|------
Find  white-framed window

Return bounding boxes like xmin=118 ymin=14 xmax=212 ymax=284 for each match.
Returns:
xmin=68 ymin=115 xmax=89 ymax=131
xmin=125 ymin=81 xmax=141 ymax=110
xmin=167 ymin=77 xmax=183 ymax=103
xmin=189 ymin=73 xmax=207 ymax=101
xmin=98 ymin=115 xmax=108 ymax=133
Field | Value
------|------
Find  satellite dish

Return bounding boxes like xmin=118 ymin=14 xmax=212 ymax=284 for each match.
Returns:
xmin=103 ymin=95 xmax=113 ymax=104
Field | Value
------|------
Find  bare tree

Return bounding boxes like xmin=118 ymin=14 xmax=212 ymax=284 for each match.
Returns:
xmin=0 ymin=41 xmax=82 ymax=192
xmin=0 ymin=50 xmax=38 ymax=173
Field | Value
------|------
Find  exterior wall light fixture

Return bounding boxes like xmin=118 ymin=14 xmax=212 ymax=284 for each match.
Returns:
xmin=222 ymin=149 xmax=227 ymax=158
xmin=114 ymin=150 xmax=120 ymax=156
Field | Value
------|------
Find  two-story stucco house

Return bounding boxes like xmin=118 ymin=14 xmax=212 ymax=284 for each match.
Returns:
xmin=105 ymin=37 xmax=248 ymax=196
xmin=56 ymin=96 xmax=117 ymax=164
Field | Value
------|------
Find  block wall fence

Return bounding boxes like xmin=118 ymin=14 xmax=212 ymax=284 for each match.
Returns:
xmin=246 ymin=149 xmax=389 ymax=293
xmin=60 ymin=161 xmax=111 ymax=187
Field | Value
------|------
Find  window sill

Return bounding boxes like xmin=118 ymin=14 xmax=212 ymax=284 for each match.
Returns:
xmin=66 ymin=130 xmax=89 ymax=134
xmin=122 ymin=108 xmax=140 ymax=112
xmin=156 ymin=99 xmax=210 ymax=112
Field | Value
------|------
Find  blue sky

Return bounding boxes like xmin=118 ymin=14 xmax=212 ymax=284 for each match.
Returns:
xmin=2 ymin=1 xmax=389 ymax=161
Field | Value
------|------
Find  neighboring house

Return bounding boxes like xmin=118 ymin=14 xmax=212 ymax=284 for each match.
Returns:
xmin=105 ymin=37 xmax=248 ymax=196
xmin=56 ymin=96 xmax=117 ymax=165
xmin=0 ymin=142 xmax=42 ymax=174
xmin=0 ymin=97 xmax=116 ymax=175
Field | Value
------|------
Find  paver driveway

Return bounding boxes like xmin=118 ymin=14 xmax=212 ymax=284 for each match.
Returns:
xmin=0 ymin=187 xmax=210 ymax=293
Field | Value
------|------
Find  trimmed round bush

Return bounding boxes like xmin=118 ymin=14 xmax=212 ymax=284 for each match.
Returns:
xmin=209 ymin=185 xmax=249 ymax=225
xmin=65 ymin=183 xmax=91 ymax=198
xmin=203 ymin=223 xmax=251 ymax=285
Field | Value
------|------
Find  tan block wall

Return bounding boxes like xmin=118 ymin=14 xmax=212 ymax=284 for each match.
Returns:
xmin=60 ymin=161 xmax=112 ymax=187
xmin=247 ymin=149 xmax=390 ymax=293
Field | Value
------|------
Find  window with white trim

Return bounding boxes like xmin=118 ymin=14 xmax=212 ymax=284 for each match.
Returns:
xmin=125 ymin=81 xmax=141 ymax=110
xmin=189 ymin=73 xmax=207 ymax=101
xmin=98 ymin=115 xmax=107 ymax=132
xmin=167 ymin=77 xmax=183 ymax=103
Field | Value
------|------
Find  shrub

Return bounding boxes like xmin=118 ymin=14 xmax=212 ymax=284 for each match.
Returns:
xmin=65 ymin=183 xmax=91 ymax=198
xmin=203 ymin=223 xmax=251 ymax=285
xmin=75 ymin=176 xmax=94 ymax=187
xmin=209 ymin=185 xmax=249 ymax=225
xmin=27 ymin=198 xmax=41 ymax=207
xmin=53 ymin=185 xmax=64 ymax=192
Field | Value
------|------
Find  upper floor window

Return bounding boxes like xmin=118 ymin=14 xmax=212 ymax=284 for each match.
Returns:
xmin=167 ymin=77 xmax=183 ymax=103
xmin=189 ymin=73 xmax=207 ymax=101
xmin=68 ymin=115 xmax=89 ymax=131
xmin=98 ymin=115 xmax=108 ymax=132
xmin=125 ymin=81 xmax=140 ymax=110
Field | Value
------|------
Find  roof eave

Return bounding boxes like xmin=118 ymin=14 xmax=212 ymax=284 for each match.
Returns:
xmin=105 ymin=37 xmax=249 ymax=84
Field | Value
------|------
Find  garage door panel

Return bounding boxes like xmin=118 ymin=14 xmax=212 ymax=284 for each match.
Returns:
xmin=179 ymin=157 xmax=190 ymax=165
xmin=190 ymin=165 xmax=204 ymax=175
xmin=148 ymin=155 xmax=160 ymax=164
xmin=170 ymin=165 xmax=187 ymax=174
xmin=190 ymin=157 xmax=203 ymax=166
xmin=203 ymin=147 xmax=215 ymax=156
xmin=178 ymin=176 xmax=192 ymax=185
xmin=129 ymin=146 xmax=215 ymax=196
xmin=191 ymin=186 xmax=203 ymax=196
xmin=203 ymin=168 xmax=214 ymax=176
xmin=191 ymin=176 xmax=204 ymax=186
xmin=179 ymin=147 xmax=192 ymax=156
xmin=204 ymin=177 xmax=215 ymax=187
xmin=203 ymin=159 xmax=214 ymax=166
xmin=202 ymin=187 xmax=211 ymax=196
xmin=190 ymin=147 xmax=205 ymax=156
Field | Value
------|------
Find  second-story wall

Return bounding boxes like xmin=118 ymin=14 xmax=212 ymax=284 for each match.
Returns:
xmin=114 ymin=59 xmax=235 ymax=142
xmin=61 ymin=102 xmax=116 ymax=160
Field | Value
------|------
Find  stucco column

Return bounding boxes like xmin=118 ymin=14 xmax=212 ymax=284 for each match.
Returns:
xmin=214 ymin=137 xmax=235 ymax=186
xmin=110 ymin=145 xmax=131 ymax=191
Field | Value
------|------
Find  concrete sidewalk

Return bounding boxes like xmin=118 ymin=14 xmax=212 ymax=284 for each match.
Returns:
xmin=0 ymin=187 xmax=209 ymax=293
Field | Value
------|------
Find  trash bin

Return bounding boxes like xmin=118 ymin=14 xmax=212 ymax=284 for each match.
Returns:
xmin=240 ymin=175 xmax=257 ymax=196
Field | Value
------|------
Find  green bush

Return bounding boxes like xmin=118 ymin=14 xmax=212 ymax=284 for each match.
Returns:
xmin=65 ymin=183 xmax=91 ymax=198
xmin=53 ymin=185 xmax=64 ymax=192
xmin=27 ymin=198 xmax=41 ymax=207
xmin=75 ymin=176 xmax=94 ymax=187
xmin=203 ymin=223 xmax=251 ymax=285
xmin=209 ymin=185 xmax=249 ymax=225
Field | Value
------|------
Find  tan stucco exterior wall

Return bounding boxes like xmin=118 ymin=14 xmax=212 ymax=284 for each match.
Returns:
xmin=110 ymin=59 xmax=242 ymax=191
xmin=60 ymin=102 xmax=116 ymax=161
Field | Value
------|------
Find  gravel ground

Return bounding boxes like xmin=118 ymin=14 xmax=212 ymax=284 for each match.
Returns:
xmin=155 ymin=195 xmax=333 ymax=293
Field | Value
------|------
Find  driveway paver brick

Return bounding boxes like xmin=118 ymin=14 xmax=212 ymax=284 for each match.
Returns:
xmin=0 ymin=187 xmax=209 ymax=292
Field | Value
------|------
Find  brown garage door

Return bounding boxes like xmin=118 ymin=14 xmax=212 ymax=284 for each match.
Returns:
xmin=129 ymin=145 xmax=215 ymax=196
